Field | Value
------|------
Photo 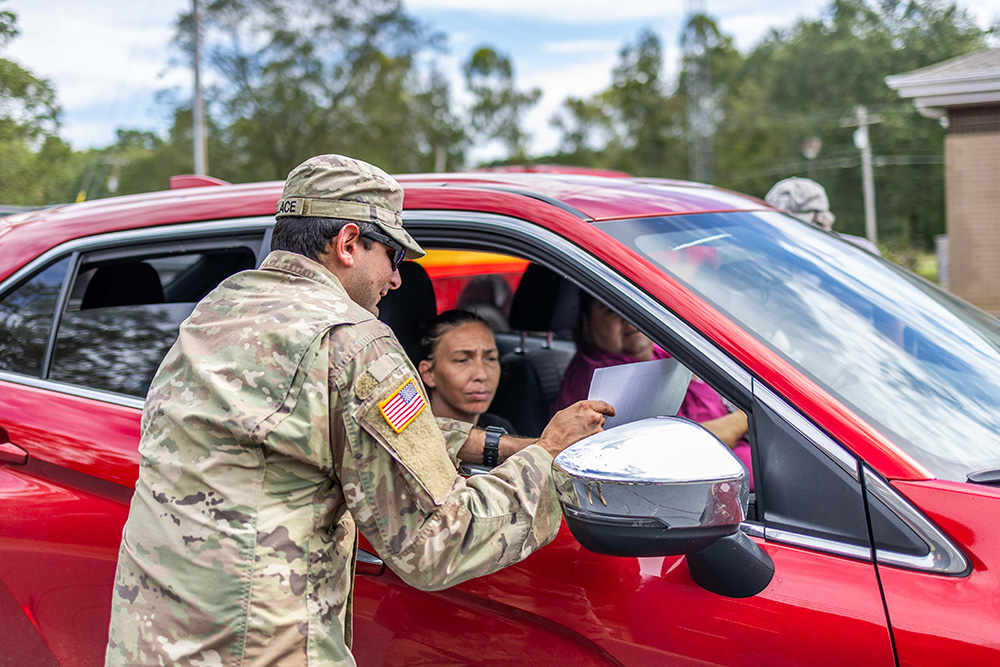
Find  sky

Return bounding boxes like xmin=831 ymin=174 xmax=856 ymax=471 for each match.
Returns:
xmin=5 ymin=0 xmax=1000 ymax=161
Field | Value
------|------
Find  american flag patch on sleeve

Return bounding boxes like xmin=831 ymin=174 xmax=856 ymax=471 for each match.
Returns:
xmin=379 ymin=378 xmax=426 ymax=433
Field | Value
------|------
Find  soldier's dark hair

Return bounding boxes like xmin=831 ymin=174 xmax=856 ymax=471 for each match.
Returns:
xmin=271 ymin=215 xmax=377 ymax=261
xmin=418 ymin=309 xmax=493 ymax=363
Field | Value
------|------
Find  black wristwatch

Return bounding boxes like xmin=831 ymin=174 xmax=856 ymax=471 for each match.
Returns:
xmin=483 ymin=425 xmax=505 ymax=467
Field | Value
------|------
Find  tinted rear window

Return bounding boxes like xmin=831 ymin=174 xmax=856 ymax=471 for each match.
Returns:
xmin=0 ymin=258 xmax=70 ymax=376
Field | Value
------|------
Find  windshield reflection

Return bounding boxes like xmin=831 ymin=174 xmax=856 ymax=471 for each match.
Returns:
xmin=601 ymin=211 xmax=1000 ymax=482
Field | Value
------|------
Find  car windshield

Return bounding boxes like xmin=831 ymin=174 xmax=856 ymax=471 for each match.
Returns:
xmin=599 ymin=211 xmax=1000 ymax=482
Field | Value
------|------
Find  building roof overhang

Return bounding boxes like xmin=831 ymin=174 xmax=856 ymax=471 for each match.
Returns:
xmin=886 ymin=49 xmax=1000 ymax=119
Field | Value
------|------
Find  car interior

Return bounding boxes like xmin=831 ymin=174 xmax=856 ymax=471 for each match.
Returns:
xmin=381 ymin=250 xmax=752 ymax=454
xmin=381 ymin=258 xmax=581 ymax=437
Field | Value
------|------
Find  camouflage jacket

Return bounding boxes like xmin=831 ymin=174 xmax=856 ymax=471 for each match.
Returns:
xmin=105 ymin=251 xmax=562 ymax=666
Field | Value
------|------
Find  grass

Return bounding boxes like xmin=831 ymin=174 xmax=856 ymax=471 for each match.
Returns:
xmin=879 ymin=246 xmax=939 ymax=284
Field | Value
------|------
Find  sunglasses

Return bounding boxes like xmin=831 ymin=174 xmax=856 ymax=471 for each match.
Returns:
xmin=362 ymin=230 xmax=405 ymax=270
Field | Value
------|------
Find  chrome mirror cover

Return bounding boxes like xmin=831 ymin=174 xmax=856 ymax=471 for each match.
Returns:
xmin=552 ymin=417 xmax=749 ymax=557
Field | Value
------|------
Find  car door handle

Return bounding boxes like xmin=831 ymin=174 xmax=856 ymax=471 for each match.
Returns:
xmin=357 ymin=548 xmax=385 ymax=576
xmin=0 ymin=426 xmax=27 ymax=466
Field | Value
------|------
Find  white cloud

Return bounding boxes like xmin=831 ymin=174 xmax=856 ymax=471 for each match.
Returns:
xmin=406 ymin=0 xmax=685 ymax=22
xmin=963 ymin=0 xmax=1000 ymax=26
xmin=447 ymin=30 xmax=477 ymax=49
xmin=543 ymin=39 xmax=620 ymax=55
xmin=11 ymin=18 xmax=184 ymax=101
xmin=520 ymin=52 xmax=620 ymax=156
xmin=6 ymin=0 xmax=189 ymax=147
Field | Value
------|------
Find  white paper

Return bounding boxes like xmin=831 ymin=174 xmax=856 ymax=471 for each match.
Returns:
xmin=587 ymin=358 xmax=693 ymax=429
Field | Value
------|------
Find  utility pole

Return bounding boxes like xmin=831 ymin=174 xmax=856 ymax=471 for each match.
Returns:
xmin=683 ymin=0 xmax=715 ymax=184
xmin=842 ymin=105 xmax=883 ymax=245
xmin=801 ymin=137 xmax=821 ymax=181
xmin=192 ymin=0 xmax=207 ymax=176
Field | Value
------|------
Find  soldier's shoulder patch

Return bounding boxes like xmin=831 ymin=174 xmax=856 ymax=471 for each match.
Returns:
xmin=378 ymin=378 xmax=426 ymax=433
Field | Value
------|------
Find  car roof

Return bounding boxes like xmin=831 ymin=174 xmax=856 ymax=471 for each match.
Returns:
xmin=471 ymin=164 xmax=633 ymax=178
xmin=0 ymin=173 xmax=769 ymax=280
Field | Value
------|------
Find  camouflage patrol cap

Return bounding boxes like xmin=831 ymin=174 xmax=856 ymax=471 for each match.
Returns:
xmin=765 ymin=177 xmax=836 ymax=231
xmin=276 ymin=154 xmax=424 ymax=260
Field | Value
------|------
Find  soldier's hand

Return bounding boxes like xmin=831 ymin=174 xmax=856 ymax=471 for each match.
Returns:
xmin=536 ymin=400 xmax=615 ymax=459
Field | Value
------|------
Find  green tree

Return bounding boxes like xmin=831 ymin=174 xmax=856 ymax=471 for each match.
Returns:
xmin=0 ymin=1 xmax=79 ymax=205
xmin=549 ymin=95 xmax=612 ymax=166
xmin=545 ymin=1 xmax=985 ymax=251
xmin=409 ymin=66 xmax=467 ymax=171
xmin=603 ymin=29 xmax=683 ymax=176
xmin=678 ymin=14 xmax=745 ymax=181
xmin=169 ymin=0 xmax=460 ymax=179
xmin=725 ymin=0 xmax=988 ymax=248
xmin=463 ymin=46 xmax=540 ymax=163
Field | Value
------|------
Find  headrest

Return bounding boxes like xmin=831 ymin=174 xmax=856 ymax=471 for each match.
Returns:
xmin=81 ymin=262 xmax=165 ymax=310
xmin=508 ymin=263 xmax=578 ymax=335
xmin=378 ymin=262 xmax=437 ymax=365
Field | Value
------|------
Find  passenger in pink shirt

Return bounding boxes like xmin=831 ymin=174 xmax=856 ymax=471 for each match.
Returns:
xmin=553 ymin=294 xmax=753 ymax=487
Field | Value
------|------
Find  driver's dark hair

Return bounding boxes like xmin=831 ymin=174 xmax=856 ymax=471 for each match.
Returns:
xmin=271 ymin=215 xmax=377 ymax=262
xmin=418 ymin=309 xmax=492 ymax=363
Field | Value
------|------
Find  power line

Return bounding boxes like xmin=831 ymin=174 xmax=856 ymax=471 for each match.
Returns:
xmin=720 ymin=154 xmax=943 ymax=184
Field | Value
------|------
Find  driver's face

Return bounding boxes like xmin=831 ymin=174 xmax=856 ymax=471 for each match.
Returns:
xmin=583 ymin=300 xmax=653 ymax=360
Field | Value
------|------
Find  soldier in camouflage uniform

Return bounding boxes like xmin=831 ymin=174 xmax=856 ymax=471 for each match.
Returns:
xmin=105 ymin=154 xmax=613 ymax=666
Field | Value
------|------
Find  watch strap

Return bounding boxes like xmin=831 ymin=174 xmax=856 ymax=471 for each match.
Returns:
xmin=483 ymin=425 xmax=505 ymax=467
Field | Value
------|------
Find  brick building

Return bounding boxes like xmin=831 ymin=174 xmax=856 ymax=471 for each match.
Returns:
xmin=887 ymin=50 xmax=1000 ymax=312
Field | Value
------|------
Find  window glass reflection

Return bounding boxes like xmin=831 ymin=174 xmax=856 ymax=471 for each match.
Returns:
xmin=0 ymin=258 xmax=71 ymax=376
xmin=50 ymin=303 xmax=196 ymax=397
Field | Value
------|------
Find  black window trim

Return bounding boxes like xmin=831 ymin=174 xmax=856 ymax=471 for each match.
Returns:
xmin=41 ymin=250 xmax=80 ymax=379
xmin=864 ymin=467 xmax=969 ymax=575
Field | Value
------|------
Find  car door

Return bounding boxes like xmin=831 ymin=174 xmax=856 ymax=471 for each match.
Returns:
xmin=0 ymin=221 xmax=268 ymax=667
xmin=349 ymin=211 xmax=898 ymax=666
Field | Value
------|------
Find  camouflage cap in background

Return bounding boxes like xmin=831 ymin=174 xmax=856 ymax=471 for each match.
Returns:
xmin=765 ymin=177 xmax=836 ymax=231
xmin=276 ymin=154 xmax=425 ymax=260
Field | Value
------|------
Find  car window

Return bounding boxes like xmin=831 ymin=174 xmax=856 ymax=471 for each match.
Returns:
xmin=410 ymin=245 xmax=754 ymax=491
xmin=0 ymin=257 xmax=71 ymax=377
xmin=49 ymin=245 xmax=257 ymax=398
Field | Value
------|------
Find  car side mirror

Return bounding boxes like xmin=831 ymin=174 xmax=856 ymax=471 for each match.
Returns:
xmin=553 ymin=416 xmax=774 ymax=598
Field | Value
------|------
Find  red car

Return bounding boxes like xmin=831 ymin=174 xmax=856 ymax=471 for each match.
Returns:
xmin=1 ymin=172 xmax=998 ymax=666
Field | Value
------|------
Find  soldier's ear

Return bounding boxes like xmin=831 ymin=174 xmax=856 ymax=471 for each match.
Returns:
xmin=333 ymin=223 xmax=362 ymax=267
xmin=418 ymin=359 xmax=435 ymax=388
